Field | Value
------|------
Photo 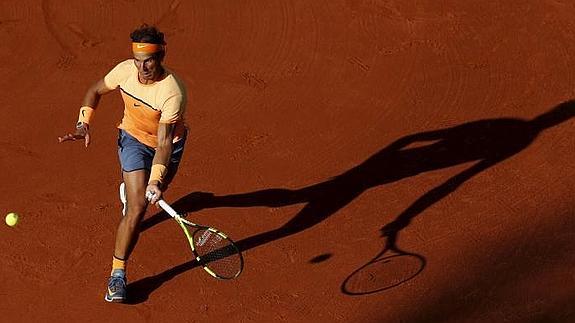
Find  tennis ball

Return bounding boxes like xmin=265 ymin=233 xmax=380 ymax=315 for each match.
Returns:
xmin=5 ymin=212 xmax=19 ymax=227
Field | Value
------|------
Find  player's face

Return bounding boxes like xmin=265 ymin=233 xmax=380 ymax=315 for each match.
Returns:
xmin=133 ymin=52 xmax=162 ymax=81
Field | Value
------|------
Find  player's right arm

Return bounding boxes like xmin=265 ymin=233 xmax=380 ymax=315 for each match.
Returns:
xmin=58 ymin=79 xmax=115 ymax=147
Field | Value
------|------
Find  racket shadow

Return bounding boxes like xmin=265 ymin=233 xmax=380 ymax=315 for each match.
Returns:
xmin=342 ymin=251 xmax=426 ymax=295
xmin=341 ymin=231 xmax=426 ymax=296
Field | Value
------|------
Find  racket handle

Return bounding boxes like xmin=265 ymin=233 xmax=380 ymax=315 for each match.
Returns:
xmin=157 ymin=199 xmax=180 ymax=218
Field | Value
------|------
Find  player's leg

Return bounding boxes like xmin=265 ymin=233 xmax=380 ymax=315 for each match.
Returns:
xmin=114 ymin=170 xmax=149 ymax=260
xmin=106 ymin=130 xmax=154 ymax=303
xmin=107 ymin=173 xmax=150 ymax=303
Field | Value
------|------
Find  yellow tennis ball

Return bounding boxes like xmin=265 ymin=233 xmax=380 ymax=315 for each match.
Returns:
xmin=5 ymin=212 xmax=19 ymax=227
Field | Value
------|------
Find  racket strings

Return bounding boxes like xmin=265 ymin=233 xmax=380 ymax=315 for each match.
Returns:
xmin=194 ymin=229 xmax=242 ymax=279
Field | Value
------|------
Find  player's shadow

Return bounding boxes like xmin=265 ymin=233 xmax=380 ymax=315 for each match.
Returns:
xmin=129 ymin=101 xmax=574 ymax=303
xmin=124 ymin=260 xmax=198 ymax=304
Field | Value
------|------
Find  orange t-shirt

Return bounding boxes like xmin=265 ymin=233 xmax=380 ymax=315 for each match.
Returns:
xmin=104 ymin=59 xmax=187 ymax=148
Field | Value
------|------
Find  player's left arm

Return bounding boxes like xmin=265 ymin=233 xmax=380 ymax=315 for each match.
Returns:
xmin=58 ymin=79 xmax=115 ymax=146
xmin=146 ymin=122 xmax=175 ymax=203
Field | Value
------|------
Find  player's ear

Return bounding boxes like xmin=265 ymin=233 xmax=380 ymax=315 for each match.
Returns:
xmin=156 ymin=50 xmax=166 ymax=62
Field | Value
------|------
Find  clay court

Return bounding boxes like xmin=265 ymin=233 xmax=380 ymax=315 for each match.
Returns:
xmin=1 ymin=1 xmax=574 ymax=322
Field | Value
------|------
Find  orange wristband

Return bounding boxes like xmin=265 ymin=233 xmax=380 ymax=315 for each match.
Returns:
xmin=149 ymin=164 xmax=167 ymax=184
xmin=78 ymin=106 xmax=95 ymax=124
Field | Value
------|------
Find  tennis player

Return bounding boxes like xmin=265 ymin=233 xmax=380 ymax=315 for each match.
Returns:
xmin=58 ymin=24 xmax=188 ymax=303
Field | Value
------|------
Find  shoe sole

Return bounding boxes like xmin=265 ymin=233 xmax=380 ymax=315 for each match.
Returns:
xmin=119 ymin=182 xmax=127 ymax=216
xmin=105 ymin=294 xmax=126 ymax=303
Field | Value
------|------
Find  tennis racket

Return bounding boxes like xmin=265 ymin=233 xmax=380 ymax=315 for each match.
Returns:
xmin=155 ymin=197 xmax=244 ymax=280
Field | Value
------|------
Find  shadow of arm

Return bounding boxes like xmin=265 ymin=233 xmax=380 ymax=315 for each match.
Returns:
xmin=386 ymin=127 xmax=453 ymax=151
xmin=381 ymin=158 xmax=497 ymax=237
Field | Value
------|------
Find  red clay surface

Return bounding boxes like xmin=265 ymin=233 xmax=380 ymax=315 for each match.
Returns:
xmin=1 ymin=1 xmax=574 ymax=322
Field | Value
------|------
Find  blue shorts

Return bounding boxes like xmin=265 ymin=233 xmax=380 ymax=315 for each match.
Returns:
xmin=117 ymin=129 xmax=187 ymax=174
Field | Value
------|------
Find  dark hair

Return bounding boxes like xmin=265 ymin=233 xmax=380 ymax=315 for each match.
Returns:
xmin=130 ymin=24 xmax=166 ymax=45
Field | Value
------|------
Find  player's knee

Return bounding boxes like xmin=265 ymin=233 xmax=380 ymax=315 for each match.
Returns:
xmin=124 ymin=207 xmax=146 ymax=224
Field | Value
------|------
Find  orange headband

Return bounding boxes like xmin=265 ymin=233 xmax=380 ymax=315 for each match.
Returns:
xmin=132 ymin=42 xmax=163 ymax=54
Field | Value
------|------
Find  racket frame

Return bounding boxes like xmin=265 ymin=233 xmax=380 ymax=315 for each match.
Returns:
xmin=157 ymin=199 xmax=243 ymax=279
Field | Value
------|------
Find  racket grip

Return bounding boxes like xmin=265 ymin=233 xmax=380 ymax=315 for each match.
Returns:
xmin=157 ymin=199 xmax=180 ymax=218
